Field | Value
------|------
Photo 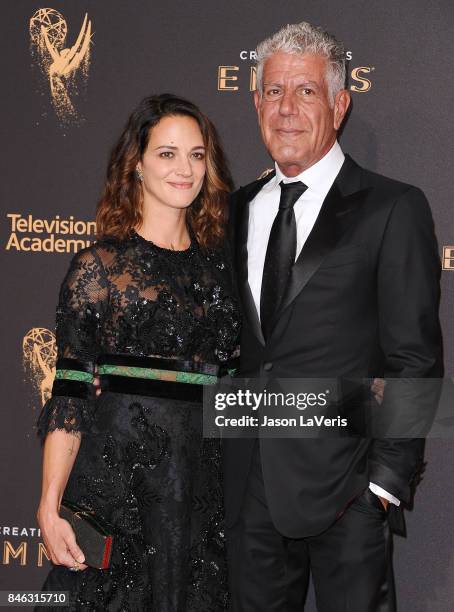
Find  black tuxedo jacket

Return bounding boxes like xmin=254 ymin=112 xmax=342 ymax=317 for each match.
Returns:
xmin=223 ymin=154 xmax=443 ymax=538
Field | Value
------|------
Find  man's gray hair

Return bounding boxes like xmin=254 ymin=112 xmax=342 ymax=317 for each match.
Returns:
xmin=255 ymin=22 xmax=347 ymax=106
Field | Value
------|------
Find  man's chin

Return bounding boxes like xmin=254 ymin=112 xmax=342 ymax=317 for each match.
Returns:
xmin=273 ymin=154 xmax=308 ymax=176
xmin=272 ymin=148 xmax=306 ymax=166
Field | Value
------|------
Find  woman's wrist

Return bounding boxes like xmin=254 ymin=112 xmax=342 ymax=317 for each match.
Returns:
xmin=38 ymin=492 xmax=62 ymax=517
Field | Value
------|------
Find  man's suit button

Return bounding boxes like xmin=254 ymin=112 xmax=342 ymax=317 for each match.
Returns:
xmin=263 ymin=362 xmax=273 ymax=372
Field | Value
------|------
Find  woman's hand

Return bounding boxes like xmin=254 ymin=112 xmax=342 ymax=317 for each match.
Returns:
xmin=37 ymin=504 xmax=88 ymax=571
xmin=38 ymin=430 xmax=85 ymax=569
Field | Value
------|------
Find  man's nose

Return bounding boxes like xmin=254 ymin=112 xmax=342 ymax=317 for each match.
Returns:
xmin=278 ymin=90 xmax=298 ymax=116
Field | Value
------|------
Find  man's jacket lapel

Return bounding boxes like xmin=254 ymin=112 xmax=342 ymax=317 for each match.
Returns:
xmin=272 ymin=155 xmax=370 ymax=333
xmin=234 ymin=156 xmax=370 ymax=344
xmin=235 ymin=171 xmax=275 ymax=347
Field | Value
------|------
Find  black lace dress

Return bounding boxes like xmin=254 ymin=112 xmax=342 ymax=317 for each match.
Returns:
xmin=36 ymin=231 xmax=240 ymax=612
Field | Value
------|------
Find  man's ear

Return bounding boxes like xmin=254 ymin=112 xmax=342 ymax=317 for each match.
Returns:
xmin=253 ymin=89 xmax=261 ymax=124
xmin=333 ymin=89 xmax=351 ymax=131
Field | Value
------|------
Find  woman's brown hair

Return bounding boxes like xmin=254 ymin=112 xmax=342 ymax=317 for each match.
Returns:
xmin=96 ymin=94 xmax=233 ymax=249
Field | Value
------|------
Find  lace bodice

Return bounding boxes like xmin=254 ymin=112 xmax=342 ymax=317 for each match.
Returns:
xmin=37 ymin=231 xmax=240 ymax=438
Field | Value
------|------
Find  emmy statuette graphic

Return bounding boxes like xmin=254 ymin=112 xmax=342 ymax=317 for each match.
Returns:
xmin=29 ymin=8 xmax=93 ymax=124
xmin=23 ymin=327 xmax=57 ymax=406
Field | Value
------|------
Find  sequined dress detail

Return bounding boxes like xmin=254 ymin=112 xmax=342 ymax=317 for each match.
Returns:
xmin=36 ymin=232 xmax=240 ymax=612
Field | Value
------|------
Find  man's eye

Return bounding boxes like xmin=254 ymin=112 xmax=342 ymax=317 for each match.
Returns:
xmin=159 ymin=151 xmax=174 ymax=158
xmin=300 ymin=88 xmax=314 ymax=96
xmin=265 ymin=88 xmax=282 ymax=97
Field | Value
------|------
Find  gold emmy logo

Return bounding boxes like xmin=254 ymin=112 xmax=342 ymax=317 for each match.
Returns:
xmin=350 ymin=67 xmax=374 ymax=93
xmin=218 ymin=54 xmax=373 ymax=93
xmin=29 ymin=8 xmax=93 ymax=124
xmin=257 ymin=169 xmax=274 ymax=180
xmin=23 ymin=328 xmax=56 ymax=406
xmin=442 ymin=246 xmax=454 ymax=270
xmin=2 ymin=541 xmax=50 ymax=567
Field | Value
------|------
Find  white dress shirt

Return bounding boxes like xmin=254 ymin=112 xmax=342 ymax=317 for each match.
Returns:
xmin=247 ymin=140 xmax=399 ymax=507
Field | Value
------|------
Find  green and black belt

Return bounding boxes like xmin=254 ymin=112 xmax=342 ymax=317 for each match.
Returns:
xmin=53 ymin=354 xmax=236 ymax=403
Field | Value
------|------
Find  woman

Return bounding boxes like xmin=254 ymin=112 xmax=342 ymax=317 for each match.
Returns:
xmin=36 ymin=94 xmax=240 ymax=611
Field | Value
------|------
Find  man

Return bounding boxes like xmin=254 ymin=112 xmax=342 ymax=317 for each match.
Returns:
xmin=224 ymin=21 xmax=443 ymax=611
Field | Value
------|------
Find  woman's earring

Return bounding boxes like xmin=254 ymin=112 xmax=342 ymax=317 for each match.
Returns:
xmin=136 ymin=167 xmax=144 ymax=182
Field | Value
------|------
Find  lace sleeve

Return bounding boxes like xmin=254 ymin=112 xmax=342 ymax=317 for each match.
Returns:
xmin=37 ymin=247 xmax=108 ymax=441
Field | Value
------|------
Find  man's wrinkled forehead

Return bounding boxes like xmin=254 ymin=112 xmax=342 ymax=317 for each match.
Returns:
xmin=261 ymin=52 xmax=329 ymax=90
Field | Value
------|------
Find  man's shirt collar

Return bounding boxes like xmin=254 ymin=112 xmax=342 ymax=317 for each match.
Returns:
xmin=271 ymin=140 xmax=345 ymax=195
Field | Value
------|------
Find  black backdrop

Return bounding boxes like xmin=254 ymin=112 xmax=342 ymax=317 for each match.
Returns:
xmin=1 ymin=1 xmax=453 ymax=609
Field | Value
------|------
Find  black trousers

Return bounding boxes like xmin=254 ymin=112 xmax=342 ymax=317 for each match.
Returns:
xmin=227 ymin=445 xmax=396 ymax=612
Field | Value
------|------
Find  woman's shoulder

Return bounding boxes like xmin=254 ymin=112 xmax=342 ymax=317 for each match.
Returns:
xmin=67 ymin=235 xmax=127 ymax=275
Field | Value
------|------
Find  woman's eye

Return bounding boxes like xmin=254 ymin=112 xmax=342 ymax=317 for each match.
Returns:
xmin=159 ymin=151 xmax=174 ymax=158
xmin=192 ymin=152 xmax=205 ymax=160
